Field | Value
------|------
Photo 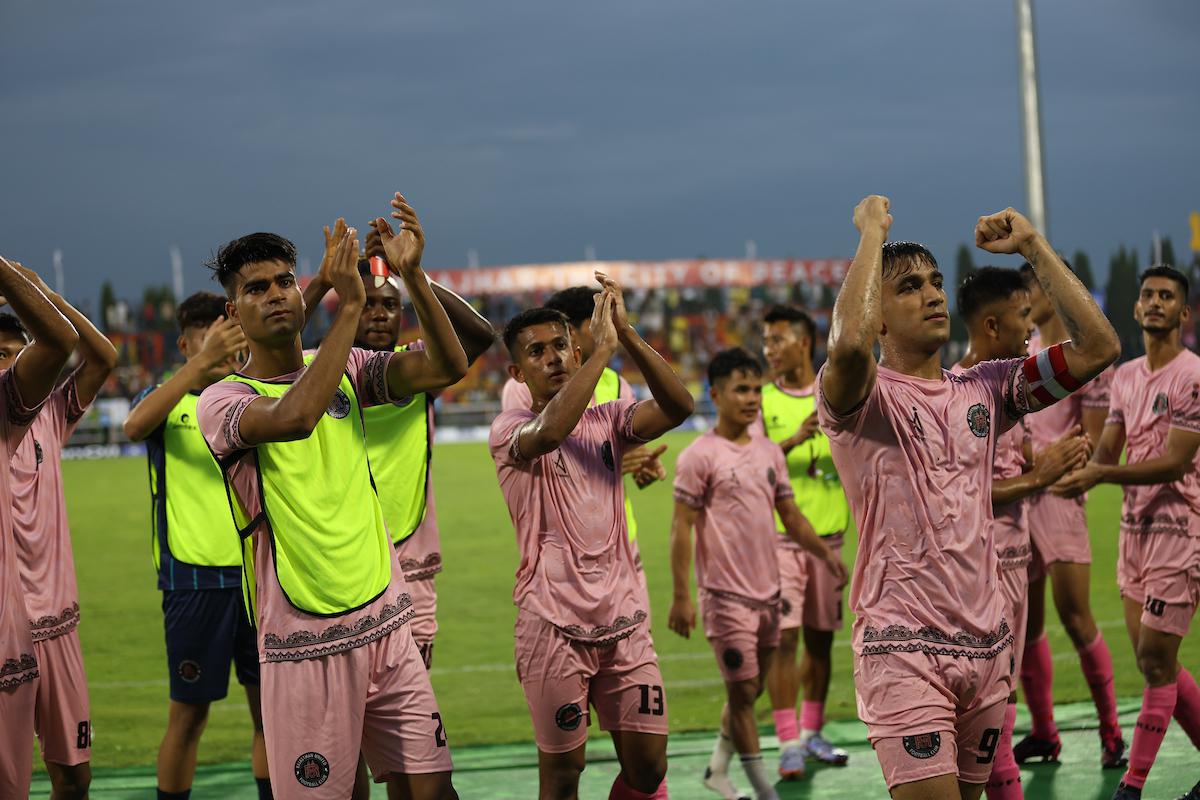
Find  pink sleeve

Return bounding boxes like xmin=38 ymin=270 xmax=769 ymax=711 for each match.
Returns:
xmin=346 ymin=346 xmax=396 ymax=408
xmin=0 ymin=367 xmax=46 ymax=455
xmin=489 ymin=408 xmax=537 ymax=465
xmin=969 ymin=357 xmax=1029 ymax=431
xmin=612 ymin=398 xmax=651 ymax=446
xmin=815 ymin=364 xmax=877 ymax=437
xmin=671 ymin=445 xmax=708 ymax=509
xmin=1080 ymin=367 xmax=1113 ymax=410
xmin=59 ymin=369 xmax=90 ymax=440
xmin=772 ymin=446 xmax=795 ymax=502
xmin=500 ymin=378 xmax=532 ymax=412
xmin=1168 ymin=371 xmax=1200 ymax=435
xmin=197 ymin=381 xmax=260 ymax=458
xmin=1105 ymin=369 xmax=1127 ymax=427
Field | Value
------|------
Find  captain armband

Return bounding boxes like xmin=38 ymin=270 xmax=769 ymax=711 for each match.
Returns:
xmin=1022 ymin=343 xmax=1081 ymax=408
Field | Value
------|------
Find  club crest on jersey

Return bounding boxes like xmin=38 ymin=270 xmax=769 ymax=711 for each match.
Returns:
xmin=1152 ymin=392 xmax=1169 ymax=415
xmin=555 ymin=703 xmax=585 ymax=731
xmin=722 ymin=648 xmax=744 ymax=670
xmin=294 ymin=752 xmax=330 ymax=787
xmin=967 ymin=403 xmax=990 ymax=438
xmin=326 ymin=389 xmax=351 ymax=419
xmin=601 ymin=441 xmax=615 ymax=472
xmin=902 ymin=732 xmax=941 ymax=759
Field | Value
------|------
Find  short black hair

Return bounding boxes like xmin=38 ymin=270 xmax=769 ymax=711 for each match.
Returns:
xmin=503 ymin=308 xmax=571 ymax=356
xmin=881 ymin=241 xmax=938 ymax=281
xmin=545 ymin=287 xmax=598 ymax=329
xmin=708 ymin=347 xmax=763 ymax=387
xmin=1140 ymin=265 xmax=1189 ymax=299
xmin=0 ymin=313 xmax=29 ymax=343
xmin=956 ymin=267 xmax=1028 ymax=324
xmin=176 ymin=291 xmax=228 ymax=333
xmin=763 ymin=304 xmax=817 ymax=359
xmin=205 ymin=232 xmax=297 ymax=293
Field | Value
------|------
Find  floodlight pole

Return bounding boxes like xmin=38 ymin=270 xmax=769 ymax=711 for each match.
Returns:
xmin=1015 ymin=0 xmax=1048 ymax=237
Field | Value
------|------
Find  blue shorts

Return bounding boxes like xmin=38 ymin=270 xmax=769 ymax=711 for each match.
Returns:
xmin=162 ymin=588 xmax=259 ymax=704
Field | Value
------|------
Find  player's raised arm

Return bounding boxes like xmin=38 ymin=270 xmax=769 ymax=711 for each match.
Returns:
xmin=300 ymin=218 xmax=348 ymax=326
xmin=234 ymin=225 xmax=364 ymax=445
xmin=9 ymin=261 xmax=117 ymax=406
xmin=595 ymin=273 xmax=693 ymax=440
xmin=370 ymin=193 xmax=469 ymax=396
xmin=124 ymin=316 xmax=245 ymax=441
xmin=822 ymin=195 xmax=892 ymax=414
xmin=0 ymin=255 xmax=79 ymax=407
xmin=667 ymin=500 xmax=699 ymax=639
xmin=775 ymin=497 xmax=847 ymax=584
xmin=976 ymin=208 xmax=1120 ymax=409
xmin=513 ymin=290 xmax=618 ymax=459
xmin=364 ymin=224 xmax=495 ymax=364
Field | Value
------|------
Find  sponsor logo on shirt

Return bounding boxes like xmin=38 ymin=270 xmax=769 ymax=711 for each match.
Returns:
xmin=967 ymin=403 xmax=991 ymax=438
xmin=294 ymin=752 xmax=330 ymax=788
xmin=903 ymin=732 xmax=941 ymax=759
xmin=326 ymin=388 xmax=351 ymax=419
xmin=1152 ymin=392 xmax=1169 ymax=415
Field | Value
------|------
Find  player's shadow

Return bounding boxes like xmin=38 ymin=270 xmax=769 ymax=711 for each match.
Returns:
xmin=1018 ymin=761 xmax=1123 ymax=800
xmin=773 ymin=761 xmax=863 ymax=799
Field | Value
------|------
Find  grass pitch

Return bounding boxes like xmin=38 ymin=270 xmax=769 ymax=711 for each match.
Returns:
xmin=63 ymin=433 xmax=1198 ymax=773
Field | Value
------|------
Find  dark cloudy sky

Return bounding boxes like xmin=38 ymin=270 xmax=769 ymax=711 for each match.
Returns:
xmin=2 ymin=1 xmax=1197 ymax=305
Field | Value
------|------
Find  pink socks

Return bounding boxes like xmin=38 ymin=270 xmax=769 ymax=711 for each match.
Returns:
xmin=1021 ymin=634 xmax=1058 ymax=739
xmin=609 ymin=774 xmax=668 ymax=799
xmin=1122 ymin=682 xmax=1177 ymax=790
xmin=772 ymin=708 xmax=799 ymax=745
xmin=985 ymin=703 xmax=1022 ymax=800
xmin=1173 ymin=666 xmax=1200 ymax=749
xmin=799 ymin=701 xmax=824 ymax=735
xmin=1078 ymin=633 xmax=1121 ymax=739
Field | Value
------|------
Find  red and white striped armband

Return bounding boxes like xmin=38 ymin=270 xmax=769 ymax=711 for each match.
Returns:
xmin=1022 ymin=343 xmax=1082 ymax=407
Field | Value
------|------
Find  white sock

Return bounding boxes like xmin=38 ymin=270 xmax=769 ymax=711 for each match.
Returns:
xmin=779 ymin=737 xmax=801 ymax=751
xmin=740 ymin=754 xmax=779 ymax=800
xmin=799 ymin=728 xmax=819 ymax=743
xmin=708 ymin=732 xmax=735 ymax=775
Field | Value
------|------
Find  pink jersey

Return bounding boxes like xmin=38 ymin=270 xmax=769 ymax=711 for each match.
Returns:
xmin=12 ymin=373 xmax=88 ymax=642
xmin=673 ymin=430 xmax=792 ymax=604
xmin=501 ymin=373 xmax=634 ymax=412
xmin=1025 ymin=333 xmax=1112 ymax=450
xmin=0 ymin=369 xmax=47 ymax=691
xmin=1107 ymin=350 xmax=1200 ymax=536
xmin=199 ymin=348 xmax=414 ymax=664
xmin=817 ymin=360 xmax=1026 ymax=660
xmin=950 ymin=363 xmax=1032 ymax=571
xmin=489 ymin=399 xmax=649 ymax=644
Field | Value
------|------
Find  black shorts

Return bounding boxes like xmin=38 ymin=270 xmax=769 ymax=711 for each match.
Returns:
xmin=162 ymin=588 xmax=259 ymax=704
